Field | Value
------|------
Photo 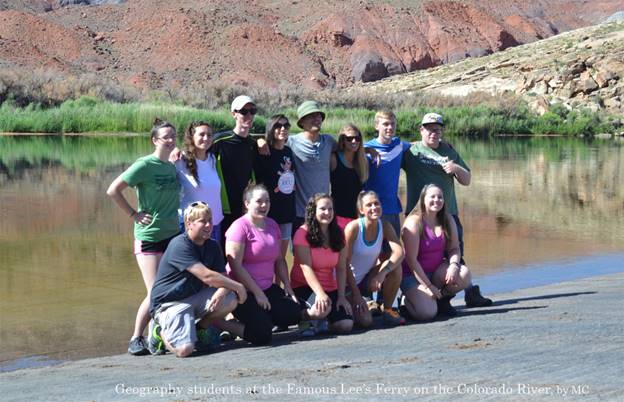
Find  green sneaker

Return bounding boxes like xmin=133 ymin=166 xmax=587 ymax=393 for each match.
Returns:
xmin=147 ymin=320 xmax=165 ymax=355
xmin=298 ymin=321 xmax=317 ymax=337
xmin=196 ymin=326 xmax=220 ymax=352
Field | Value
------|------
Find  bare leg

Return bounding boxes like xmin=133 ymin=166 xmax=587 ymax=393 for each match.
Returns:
xmin=403 ymin=286 xmax=437 ymax=321
xmin=132 ymin=253 xmax=161 ymax=338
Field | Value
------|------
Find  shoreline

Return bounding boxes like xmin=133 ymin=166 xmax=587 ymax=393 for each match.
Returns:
xmin=2 ymin=252 xmax=623 ymax=373
xmin=1 ymin=271 xmax=621 ymax=400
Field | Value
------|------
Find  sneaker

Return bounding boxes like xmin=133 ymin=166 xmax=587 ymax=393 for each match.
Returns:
xmin=272 ymin=325 xmax=290 ymax=333
xmin=315 ymin=319 xmax=329 ymax=334
xmin=367 ymin=300 xmax=382 ymax=316
xmin=464 ymin=285 xmax=493 ymax=307
xmin=127 ymin=336 xmax=149 ymax=356
xmin=436 ymin=296 xmax=458 ymax=317
xmin=298 ymin=321 xmax=317 ymax=337
xmin=196 ymin=326 xmax=220 ymax=352
xmin=147 ymin=320 xmax=165 ymax=355
xmin=382 ymin=308 xmax=406 ymax=326
xmin=219 ymin=330 xmax=235 ymax=342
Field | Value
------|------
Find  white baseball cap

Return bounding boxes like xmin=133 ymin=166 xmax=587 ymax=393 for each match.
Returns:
xmin=421 ymin=112 xmax=444 ymax=126
xmin=230 ymin=95 xmax=256 ymax=112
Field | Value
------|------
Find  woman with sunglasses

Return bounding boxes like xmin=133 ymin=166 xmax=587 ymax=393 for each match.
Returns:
xmin=330 ymin=124 xmax=369 ymax=229
xmin=222 ymin=184 xmax=301 ymax=345
xmin=254 ymin=114 xmax=296 ymax=259
xmin=106 ymin=118 xmax=181 ymax=356
xmin=175 ymin=121 xmax=223 ymax=244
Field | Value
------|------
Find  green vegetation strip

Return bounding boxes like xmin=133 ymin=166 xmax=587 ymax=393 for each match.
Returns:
xmin=0 ymin=96 xmax=618 ymax=138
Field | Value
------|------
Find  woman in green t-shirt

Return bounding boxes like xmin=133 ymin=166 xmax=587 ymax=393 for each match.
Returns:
xmin=106 ymin=118 xmax=180 ymax=356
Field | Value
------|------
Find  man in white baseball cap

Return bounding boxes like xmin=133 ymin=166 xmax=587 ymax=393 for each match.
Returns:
xmin=212 ymin=95 xmax=259 ymax=244
xmin=402 ymin=112 xmax=492 ymax=315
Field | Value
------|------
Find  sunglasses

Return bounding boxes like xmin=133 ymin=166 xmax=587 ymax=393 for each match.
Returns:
xmin=274 ymin=122 xmax=291 ymax=130
xmin=190 ymin=201 xmax=208 ymax=207
xmin=343 ymin=135 xmax=361 ymax=143
xmin=236 ymin=108 xmax=258 ymax=116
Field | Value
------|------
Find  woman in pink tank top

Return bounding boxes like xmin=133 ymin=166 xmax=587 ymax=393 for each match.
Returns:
xmin=401 ymin=184 xmax=474 ymax=321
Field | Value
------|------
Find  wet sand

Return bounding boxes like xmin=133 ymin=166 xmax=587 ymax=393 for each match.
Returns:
xmin=1 ymin=272 xmax=621 ymax=401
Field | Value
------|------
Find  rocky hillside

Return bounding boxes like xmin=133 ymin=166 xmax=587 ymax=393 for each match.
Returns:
xmin=352 ymin=22 xmax=624 ymax=115
xmin=0 ymin=0 xmax=621 ymax=92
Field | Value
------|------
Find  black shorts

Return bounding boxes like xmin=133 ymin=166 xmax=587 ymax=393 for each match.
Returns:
xmin=294 ymin=286 xmax=353 ymax=324
xmin=133 ymin=235 xmax=175 ymax=255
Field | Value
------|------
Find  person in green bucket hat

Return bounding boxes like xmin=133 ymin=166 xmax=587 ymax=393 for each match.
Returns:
xmin=296 ymin=100 xmax=326 ymax=128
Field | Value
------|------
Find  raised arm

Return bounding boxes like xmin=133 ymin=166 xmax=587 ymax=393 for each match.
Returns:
xmin=106 ymin=176 xmax=152 ymax=225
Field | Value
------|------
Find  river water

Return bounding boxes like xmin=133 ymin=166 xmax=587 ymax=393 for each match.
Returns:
xmin=0 ymin=135 xmax=622 ymax=370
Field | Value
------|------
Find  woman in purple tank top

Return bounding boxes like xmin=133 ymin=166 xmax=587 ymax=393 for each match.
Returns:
xmin=400 ymin=184 xmax=473 ymax=321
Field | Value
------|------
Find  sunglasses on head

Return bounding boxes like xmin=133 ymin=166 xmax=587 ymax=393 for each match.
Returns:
xmin=274 ymin=122 xmax=291 ymax=130
xmin=190 ymin=201 xmax=208 ymax=207
xmin=236 ymin=108 xmax=258 ymax=116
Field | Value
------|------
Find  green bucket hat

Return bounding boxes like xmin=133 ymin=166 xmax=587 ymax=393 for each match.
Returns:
xmin=296 ymin=100 xmax=325 ymax=128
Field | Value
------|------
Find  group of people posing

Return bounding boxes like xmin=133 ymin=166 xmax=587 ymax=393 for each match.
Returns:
xmin=107 ymin=96 xmax=493 ymax=358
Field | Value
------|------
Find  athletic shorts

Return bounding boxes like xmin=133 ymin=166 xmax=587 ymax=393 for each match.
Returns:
xmin=133 ymin=235 xmax=175 ymax=255
xmin=294 ymin=286 xmax=353 ymax=324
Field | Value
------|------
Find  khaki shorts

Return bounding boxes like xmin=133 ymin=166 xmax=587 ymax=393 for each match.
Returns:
xmin=155 ymin=287 xmax=219 ymax=349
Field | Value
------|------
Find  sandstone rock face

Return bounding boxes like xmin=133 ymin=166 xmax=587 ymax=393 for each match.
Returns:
xmin=354 ymin=21 xmax=624 ymax=115
xmin=0 ymin=0 xmax=622 ymax=90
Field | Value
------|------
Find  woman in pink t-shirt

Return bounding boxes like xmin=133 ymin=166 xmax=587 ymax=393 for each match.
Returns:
xmin=401 ymin=184 xmax=473 ymax=321
xmin=223 ymin=184 xmax=301 ymax=345
xmin=291 ymin=193 xmax=353 ymax=335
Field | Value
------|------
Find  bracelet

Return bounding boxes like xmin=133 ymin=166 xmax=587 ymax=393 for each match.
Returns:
xmin=450 ymin=261 xmax=460 ymax=268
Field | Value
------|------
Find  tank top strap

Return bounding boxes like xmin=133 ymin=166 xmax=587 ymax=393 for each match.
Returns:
xmin=359 ymin=217 xmax=381 ymax=247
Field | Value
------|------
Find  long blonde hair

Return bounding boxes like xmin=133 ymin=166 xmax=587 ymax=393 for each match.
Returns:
xmin=338 ymin=124 xmax=369 ymax=184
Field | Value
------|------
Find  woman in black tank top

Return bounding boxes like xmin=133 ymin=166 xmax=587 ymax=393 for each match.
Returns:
xmin=330 ymin=124 xmax=369 ymax=227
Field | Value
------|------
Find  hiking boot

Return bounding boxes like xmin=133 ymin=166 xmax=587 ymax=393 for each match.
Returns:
xmin=196 ymin=326 xmax=220 ymax=352
xmin=298 ymin=321 xmax=317 ymax=337
xmin=127 ymin=336 xmax=149 ymax=356
xmin=382 ymin=308 xmax=406 ymax=326
xmin=147 ymin=320 xmax=165 ymax=355
xmin=465 ymin=285 xmax=493 ymax=307
xmin=436 ymin=296 xmax=458 ymax=317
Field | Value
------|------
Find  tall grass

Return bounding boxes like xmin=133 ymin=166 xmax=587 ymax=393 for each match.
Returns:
xmin=0 ymin=96 xmax=618 ymax=138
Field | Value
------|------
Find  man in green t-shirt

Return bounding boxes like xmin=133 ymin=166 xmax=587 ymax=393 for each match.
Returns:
xmin=402 ymin=112 xmax=492 ymax=311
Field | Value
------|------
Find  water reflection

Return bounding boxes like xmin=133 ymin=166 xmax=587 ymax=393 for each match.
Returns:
xmin=0 ymin=135 xmax=622 ymax=366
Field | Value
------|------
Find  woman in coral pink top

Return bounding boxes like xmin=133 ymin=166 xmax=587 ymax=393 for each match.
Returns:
xmin=401 ymin=184 xmax=473 ymax=321
xmin=291 ymin=193 xmax=353 ymax=335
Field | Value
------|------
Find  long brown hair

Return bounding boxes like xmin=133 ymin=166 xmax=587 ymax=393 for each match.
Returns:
xmin=182 ymin=120 xmax=213 ymax=181
xmin=265 ymin=114 xmax=290 ymax=147
xmin=408 ymin=184 xmax=452 ymax=246
xmin=305 ymin=193 xmax=344 ymax=251
xmin=338 ymin=124 xmax=368 ymax=184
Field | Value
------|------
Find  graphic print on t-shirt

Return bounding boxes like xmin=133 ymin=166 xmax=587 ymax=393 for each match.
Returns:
xmin=275 ymin=156 xmax=295 ymax=194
